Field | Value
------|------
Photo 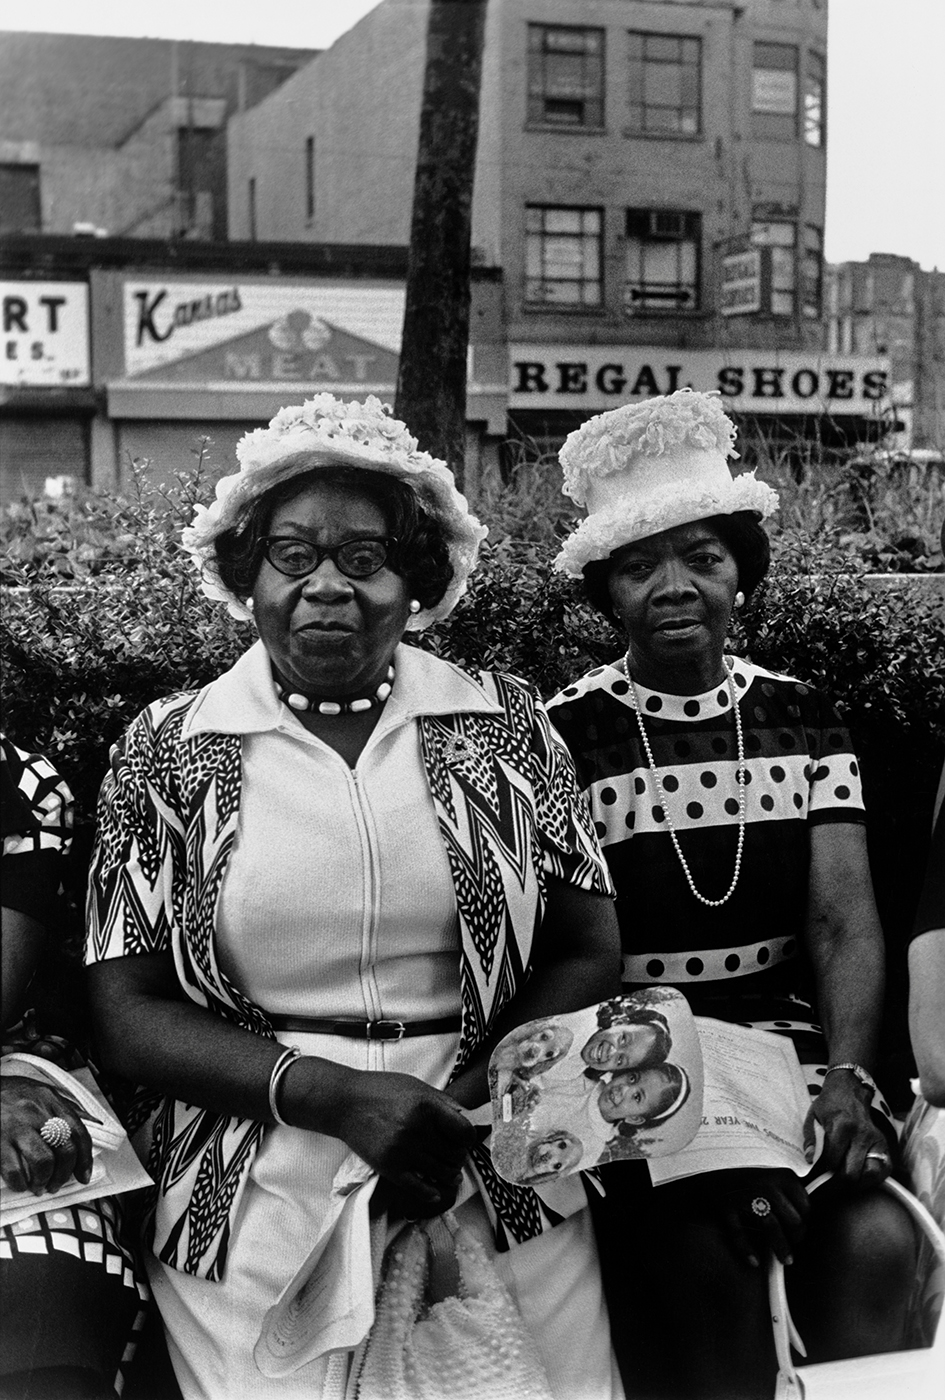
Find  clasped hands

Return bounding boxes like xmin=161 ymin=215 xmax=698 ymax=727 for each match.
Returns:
xmin=710 ymin=1073 xmax=892 ymax=1269
xmin=0 ymin=1075 xmax=94 ymax=1196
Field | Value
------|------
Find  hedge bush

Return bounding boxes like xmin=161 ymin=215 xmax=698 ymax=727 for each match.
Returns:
xmin=3 ymin=464 xmax=943 ymax=1094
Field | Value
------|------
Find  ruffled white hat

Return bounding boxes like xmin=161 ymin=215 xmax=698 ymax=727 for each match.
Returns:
xmin=181 ymin=394 xmax=488 ymax=626
xmin=554 ymin=389 xmax=778 ymax=576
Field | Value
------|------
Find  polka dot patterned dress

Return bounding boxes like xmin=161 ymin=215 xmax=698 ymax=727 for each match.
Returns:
xmin=548 ymin=656 xmax=895 ymax=1130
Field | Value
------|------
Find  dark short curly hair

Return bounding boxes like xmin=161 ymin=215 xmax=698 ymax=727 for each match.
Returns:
xmin=213 ymin=461 xmax=454 ymax=608
xmin=581 ymin=510 xmax=771 ymax=626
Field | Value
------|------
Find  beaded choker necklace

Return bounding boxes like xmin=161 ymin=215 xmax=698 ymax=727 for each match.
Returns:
xmin=276 ymin=665 xmax=394 ymax=716
xmin=622 ymin=652 xmax=746 ymax=908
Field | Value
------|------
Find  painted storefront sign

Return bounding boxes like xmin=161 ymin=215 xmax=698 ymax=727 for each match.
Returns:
xmin=509 ymin=346 xmax=891 ymax=414
xmin=1 ymin=281 xmax=90 ymax=387
xmin=121 ymin=280 xmax=405 ymax=392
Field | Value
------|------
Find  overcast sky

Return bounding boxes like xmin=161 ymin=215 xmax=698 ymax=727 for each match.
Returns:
xmin=5 ymin=0 xmax=944 ymax=270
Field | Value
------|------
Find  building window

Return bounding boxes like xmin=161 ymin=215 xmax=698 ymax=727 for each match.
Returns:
xmin=751 ymin=218 xmax=796 ymax=316
xmin=248 ymin=177 xmax=257 ymax=241
xmin=525 ymin=206 xmax=603 ymax=306
xmin=0 ymin=164 xmax=41 ymax=233
xmin=627 ymin=33 xmax=701 ymax=136
xmin=624 ymin=209 xmax=701 ymax=312
xmin=804 ymin=52 xmax=826 ymax=147
xmin=802 ymin=225 xmax=823 ymax=318
xmin=305 ymin=137 xmax=315 ymax=221
xmin=526 ymin=25 xmax=604 ymax=129
xmin=751 ymin=43 xmax=798 ymax=141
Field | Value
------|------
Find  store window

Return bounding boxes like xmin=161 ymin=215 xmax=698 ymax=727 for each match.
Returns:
xmin=624 ymin=209 xmax=701 ymax=312
xmin=802 ymin=225 xmax=823 ymax=318
xmin=525 ymin=206 xmax=603 ymax=307
xmin=627 ymin=33 xmax=701 ymax=136
xmin=804 ymin=52 xmax=826 ymax=147
xmin=752 ymin=43 xmax=798 ymax=141
xmin=751 ymin=219 xmax=796 ymax=316
xmin=0 ymin=165 xmax=41 ymax=233
xmin=527 ymin=25 xmax=605 ymax=129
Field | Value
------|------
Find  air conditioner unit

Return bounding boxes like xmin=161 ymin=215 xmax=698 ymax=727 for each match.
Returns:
xmin=650 ymin=211 xmax=686 ymax=238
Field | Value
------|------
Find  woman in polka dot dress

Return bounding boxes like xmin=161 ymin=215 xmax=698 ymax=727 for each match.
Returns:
xmin=546 ymin=391 xmax=917 ymax=1400
xmin=1 ymin=736 xmax=147 ymax=1399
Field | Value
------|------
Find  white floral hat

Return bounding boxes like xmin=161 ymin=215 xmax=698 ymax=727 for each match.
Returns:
xmin=554 ymin=388 xmax=778 ymax=576
xmin=181 ymin=394 xmax=488 ymax=626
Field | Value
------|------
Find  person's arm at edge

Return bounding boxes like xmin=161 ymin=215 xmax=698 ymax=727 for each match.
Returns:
xmin=804 ymin=820 xmax=890 ymax=1181
xmin=909 ymin=929 xmax=945 ymax=1107
xmin=2 ymin=906 xmax=47 ymax=1031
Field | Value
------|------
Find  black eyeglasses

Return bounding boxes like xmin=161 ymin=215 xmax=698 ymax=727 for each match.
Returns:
xmin=260 ymin=536 xmax=396 ymax=580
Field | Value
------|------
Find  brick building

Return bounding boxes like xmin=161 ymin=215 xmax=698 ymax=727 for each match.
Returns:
xmin=826 ymin=253 xmax=945 ymax=451
xmin=226 ymin=0 xmax=889 ymax=457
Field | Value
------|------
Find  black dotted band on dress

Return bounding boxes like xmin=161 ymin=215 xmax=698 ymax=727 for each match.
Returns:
xmin=623 ymin=935 xmax=798 ymax=983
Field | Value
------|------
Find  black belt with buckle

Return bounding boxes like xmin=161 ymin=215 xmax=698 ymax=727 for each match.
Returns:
xmin=267 ymin=1014 xmax=462 ymax=1041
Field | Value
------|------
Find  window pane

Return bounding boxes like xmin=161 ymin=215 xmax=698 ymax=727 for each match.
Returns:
xmin=646 ymin=35 xmax=681 ymax=63
xmin=525 ymin=205 xmax=602 ymax=306
xmin=804 ymin=53 xmax=825 ymax=146
xmin=771 ymin=246 xmax=796 ymax=290
xmin=755 ymin=42 xmax=797 ymax=71
xmin=626 ymin=32 xmax=700 ymax=136
xmin=527 ymin=25 xmax=604 ymax=129
xmin=545 ymin=208 xmax=581 ymax=234
xmin=645 ymin=65 xmax=682 ymax=106
xmin=624 ymin=210 xmax=700 ymax=312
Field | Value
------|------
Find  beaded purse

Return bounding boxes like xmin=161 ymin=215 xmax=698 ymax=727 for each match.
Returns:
xmin=355 ymin=1212 xmax=553 ymax=1400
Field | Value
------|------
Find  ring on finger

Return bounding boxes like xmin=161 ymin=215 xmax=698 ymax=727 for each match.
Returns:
xmin=865 ymin=1150 xmax=890 ymax=1166
xmin=750 ymin=1196 xmax=772 ymax=1219
xmin=39 ymin=1117 xmax=73 ymax=1148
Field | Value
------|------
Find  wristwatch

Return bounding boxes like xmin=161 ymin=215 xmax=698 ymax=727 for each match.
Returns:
xmin=824 ymin=1062 xmax=879 ymax=1095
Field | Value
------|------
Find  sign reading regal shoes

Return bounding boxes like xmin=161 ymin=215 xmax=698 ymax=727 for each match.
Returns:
xmin=121 ymin=279 xmax=404 ymax=392
xmin=2 ymin=281 xmax=90 ymax=387
xmin=509 ymin=347 xmax=891 ymax=415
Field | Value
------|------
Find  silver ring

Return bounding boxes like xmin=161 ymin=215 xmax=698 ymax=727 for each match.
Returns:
xmin=866 ymin=1151 xmax=890 ymax=1164
xmin=39 ymin=1116 xmax=72 ymax=1148
xmin=751 ymin=1196 xmax=772 ymax=1218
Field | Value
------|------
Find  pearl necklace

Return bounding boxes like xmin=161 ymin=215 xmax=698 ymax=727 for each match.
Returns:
xmin=276 ymin=665 xmax=394 ymax=716
xmin=623 ymin=651 xmax=746 ymax=907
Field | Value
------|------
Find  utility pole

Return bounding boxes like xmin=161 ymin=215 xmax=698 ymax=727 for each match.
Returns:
xmin=395 ymin=0 xmax=487 ymax=490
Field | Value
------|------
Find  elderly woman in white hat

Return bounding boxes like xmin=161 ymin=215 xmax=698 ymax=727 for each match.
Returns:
xmin=84 ymin=396 xmax=624 ymax=1400
xmin=547 ymin=389 xmax=916 ymax=1400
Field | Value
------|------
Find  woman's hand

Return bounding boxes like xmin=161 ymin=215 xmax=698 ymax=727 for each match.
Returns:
xmin=708 ymin=1166 xmax=811 ymax=1268
xmin=0 ymin=1075 xmax=93 ymax=1195
xmin=285 ymin=1062 xmax=476 ymax=1218
xmin=806 ymin=1070 xmax=891 ymax=1186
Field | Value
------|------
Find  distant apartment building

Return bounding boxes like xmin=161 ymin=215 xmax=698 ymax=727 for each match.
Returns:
xmin=0 ymin=32 xmax=317 ymax=241
xmin=227 ymin=0 xmax=891 ymax=459
xmin=826 ymin=253 xmax=945 ymax=451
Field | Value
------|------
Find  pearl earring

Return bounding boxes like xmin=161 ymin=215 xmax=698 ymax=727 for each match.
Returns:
xmin=408 ymin=599 xmax=421 ymax=615
xmin=734 ymin=591 xmax=745 ymax=609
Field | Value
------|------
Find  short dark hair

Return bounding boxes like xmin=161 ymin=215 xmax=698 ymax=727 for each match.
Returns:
xmin=581 ymin=510 xmax=771 ymax=625
xmin=214 ymin=462 xmax=454 ymax=608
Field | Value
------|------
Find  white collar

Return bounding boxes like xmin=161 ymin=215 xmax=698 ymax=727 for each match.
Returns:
xmin=181 ymin=639 xmax=501 ymax=740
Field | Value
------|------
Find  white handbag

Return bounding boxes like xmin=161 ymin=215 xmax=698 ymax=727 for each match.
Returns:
xmin=770 ymin=1176 xmax=945 ymax=1399
xmin=355 ymin=1211 xmax=554 ymax=1400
